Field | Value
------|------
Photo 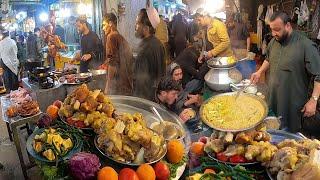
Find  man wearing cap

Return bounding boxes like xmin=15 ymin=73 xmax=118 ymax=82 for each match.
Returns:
xmin=194 ymin=10 xmax=233 ymax=58
xmin=134 ymin=8 xmax=165 ymax=100
xmin=0 ymin=30 xmax=19 ymax=91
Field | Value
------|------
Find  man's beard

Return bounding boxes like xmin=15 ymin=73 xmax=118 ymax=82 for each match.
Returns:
xmin=135 ymin=30 xmax=144 ymax=39
xmin=276 ymin=31 xmax=289 ymax=43
xmin=175 ymin=79 xmax=182 ymax=86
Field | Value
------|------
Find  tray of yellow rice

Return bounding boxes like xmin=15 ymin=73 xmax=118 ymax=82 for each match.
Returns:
xmin=200 ymin=92 xmax=268 ymax=132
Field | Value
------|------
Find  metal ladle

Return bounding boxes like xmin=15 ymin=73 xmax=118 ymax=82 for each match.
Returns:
xmin=235 ymin=81 xmax=253 ymax=100
xmin=151 ymin=107 xmax=179 ymax=140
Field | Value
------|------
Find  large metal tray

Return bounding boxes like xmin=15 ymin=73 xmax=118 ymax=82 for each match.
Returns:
xmin=266 ymin=130 xmax=304 ymax=180
xmin=109 ymin=95 xmax=190 ymax=146
xmin=94 ymin=136 xmax=167 ymax=166
xmin=200 ymin=92 xmax=268 ymax=132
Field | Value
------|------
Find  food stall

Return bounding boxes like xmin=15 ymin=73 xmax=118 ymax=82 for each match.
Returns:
xmin=1 ymin=83 xmax=191 ymax=180
xmin=185 ymin=89 xmax=320 ymax=179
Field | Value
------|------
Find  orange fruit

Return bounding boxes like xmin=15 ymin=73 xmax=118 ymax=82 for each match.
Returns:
xmin=136 ymin=163 xmax=156 ymax=180
xmin=97 ymin=166 xmax=118 ymax=180
xmin=46 ymin=105 xmax=59 ymax=119
xmin=167 ymin=139 xmax=184 ymax=164
xmin=191 ymin=142 xmax=205 ymax=156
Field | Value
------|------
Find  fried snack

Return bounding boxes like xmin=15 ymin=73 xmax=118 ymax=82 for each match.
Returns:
xmin=17 ymin=100 xmax=40 ymax=117
xmin=6 ymin=106 xmax=18 ymax=118
xmin=74 ymin=84 xmax=90 ymax=103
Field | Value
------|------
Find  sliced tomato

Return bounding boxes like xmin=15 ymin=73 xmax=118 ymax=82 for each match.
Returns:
xmin=204 ymin=168 xmax=216 ymax=174
xmin=216 ymin=152 xmax=228 ymax=162
xmin=229 ymin=155 xmax=246 ymax=163
xmin=74 ymin=121 xmax=85 ymax=128
xmin=66 ymin=118 xmax=75 ymax=126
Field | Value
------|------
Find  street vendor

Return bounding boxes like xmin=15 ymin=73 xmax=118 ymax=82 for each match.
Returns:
xmin=193 ymin=9 xmax=233 ymax=58
xmin=251 ymin=12 xmax=320 ymax=133
xmin=40 ymin=24 xmax=66 ymax=70
xmin=103 ymin=13 xmax=134 ymax=95
xmin=133 ymin=8 xmax=165 ymax=100
xmin=75 ymin=17 xmax=101 ymax=72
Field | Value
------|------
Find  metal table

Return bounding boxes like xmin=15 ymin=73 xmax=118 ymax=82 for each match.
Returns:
xmin=22 ymin=78 xmax=66 ymax=112
xmin=1 ymin=96 xmax=41 ymax=180
xmin=22 ymin=73 xmax=106 ymax=112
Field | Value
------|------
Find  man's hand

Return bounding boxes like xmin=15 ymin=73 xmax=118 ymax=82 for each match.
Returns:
xmin=0 ymin=68 xmax=4 ymax=75
xmin=301 ymin=99 xmax=317 ymax=117
xmin=81 ymin=54 xmax=92 ymax=61
xmin=206 ymin=51 xmax=213 ymax=59
xmin=250 ymin=71 xmax=261 ymax=84
xmin=179 ymin=108 xmax=193 ymax=123
xmin=184 ymin=94 xmax=202 ymax=107
xmin=198 ymin=56 xmax=204 ymax=63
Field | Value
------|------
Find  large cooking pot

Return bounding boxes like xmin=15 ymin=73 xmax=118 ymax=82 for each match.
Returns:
xmin=204 ymin=66 xmax=242 ymax=91
xmin=204 ymin=57 xmax=243 ymax=91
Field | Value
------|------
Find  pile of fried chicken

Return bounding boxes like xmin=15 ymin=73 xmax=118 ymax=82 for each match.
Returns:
xmin=6 ymin=88 xmax=40 ymax=118
xmin=205 ymin=127 xmax=277 ymax=163
xmin=58 ymin=84 xmax=115 ymax=128
xmin=97 ymin=112 xmax=165 ymax=164
xmin=266 ymin=139 xmax=320 ymax=180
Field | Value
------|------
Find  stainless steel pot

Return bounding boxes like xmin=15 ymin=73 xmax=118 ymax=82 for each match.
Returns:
xmin=204 ymin=65 xmax=243 ymax=91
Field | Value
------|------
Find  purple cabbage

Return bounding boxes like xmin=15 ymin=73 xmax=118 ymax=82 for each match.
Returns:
xmin=37 ymin=113 xmax=54 ymax=128
xmin=69 ymin=152 xmax=101 ymax=180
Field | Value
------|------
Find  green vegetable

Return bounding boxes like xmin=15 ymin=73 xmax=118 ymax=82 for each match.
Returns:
xmin=196 ymin=157 xmax=263 ymax=180
xmin=164 ymin=155 xmax=188 ymax=179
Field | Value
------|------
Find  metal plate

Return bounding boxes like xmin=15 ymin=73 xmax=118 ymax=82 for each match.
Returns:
xmin=94 ymin=136 xmax=167 ymax=166
xmin=200 ymin=92 xmax=268 ymax=132
xmin=26 ymin=128 xmax=83 ymax=163
xmin=266 ymin=130 xmax=303 ymax=180
xmin=207 ymin=57 xmax=237 ymax=69
xmin=59 ymin=73 xmax=92 ymax=85
xmin=109 ymin=95 xmax=190 ymax=148
xmin=268 ymin=129 xmax=303 ymax=145
xmin=59 ymin=115 xmax=93 ymax=130
xmin=207 ymin=152 xmax=259 ymax=166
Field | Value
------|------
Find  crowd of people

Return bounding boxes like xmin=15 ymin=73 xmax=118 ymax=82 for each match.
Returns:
xmin=1 ymin=8 xmax=320 ymax=135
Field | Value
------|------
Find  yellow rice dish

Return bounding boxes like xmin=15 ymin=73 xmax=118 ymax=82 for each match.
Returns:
xmin=201 ymin=95 xmax=266 ymax=131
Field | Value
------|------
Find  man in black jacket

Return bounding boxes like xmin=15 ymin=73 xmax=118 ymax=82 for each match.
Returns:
xmin=133 ymin=8 xmax=165 ymax=100
xmin=175 ymin=45 xmax=209 ymax=87
xmin=75 ymin=18 xmax=101 ymax=72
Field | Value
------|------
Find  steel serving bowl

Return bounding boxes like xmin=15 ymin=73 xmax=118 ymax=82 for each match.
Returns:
xmin=94 ymin=136 xmax=167 ymax=166
xmin=89 ymin=69 xmax=107 ymax=76
xmin=206 ymin=57 xmax=237 ymax=69
xmin=200 ymin=92 xmax=268 ymax=132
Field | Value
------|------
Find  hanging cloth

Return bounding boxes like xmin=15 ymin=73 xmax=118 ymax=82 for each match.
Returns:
xmin=298 ymin=0 xmax=310 ymax=26
xmin=257 ymin=4 xmax=264 ymax=50
xmin=311 ymin=1 xmax=319 ymax=39
xmin=265 ymin=5 xmax=273 ymax=25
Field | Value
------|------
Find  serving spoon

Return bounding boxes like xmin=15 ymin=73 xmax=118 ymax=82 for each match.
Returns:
xmin=235 ymin=81 xmax=253 ymax=100
xmin=151 ymin=107 xmax=179 ymax=140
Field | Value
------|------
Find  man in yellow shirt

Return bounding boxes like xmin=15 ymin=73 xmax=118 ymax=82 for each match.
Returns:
xmin=194 ymin=13 xmax=233 ymax=58
xmin=155 ymin=15 xmax=169 ymax=45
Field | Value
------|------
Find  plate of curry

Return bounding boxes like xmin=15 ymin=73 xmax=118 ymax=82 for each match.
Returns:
xmin=200 ymin=92 xmax=268 ymax=132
